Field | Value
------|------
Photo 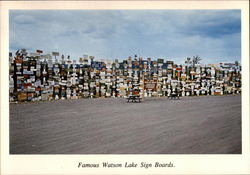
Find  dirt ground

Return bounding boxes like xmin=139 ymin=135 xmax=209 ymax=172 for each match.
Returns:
xmin=9 ymin=94 xmax=241 ymax=154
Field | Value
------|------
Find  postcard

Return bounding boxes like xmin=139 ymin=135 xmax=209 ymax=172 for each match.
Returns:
xmin=0 ymin=1 xmax=249 ymax=174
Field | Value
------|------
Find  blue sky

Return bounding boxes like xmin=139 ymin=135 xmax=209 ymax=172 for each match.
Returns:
xmin=9 ymin=10 xmax=241 ymax=64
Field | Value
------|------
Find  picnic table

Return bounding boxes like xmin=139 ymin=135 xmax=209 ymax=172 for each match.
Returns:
xmin=168 ymin=93 xmax=180 ymax=99
xmin=127 ymin=95 xmax=142 ymax=103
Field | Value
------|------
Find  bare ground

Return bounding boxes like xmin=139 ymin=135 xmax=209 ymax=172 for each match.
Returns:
xmin=9 ymin=94 xmax=241 ymax=154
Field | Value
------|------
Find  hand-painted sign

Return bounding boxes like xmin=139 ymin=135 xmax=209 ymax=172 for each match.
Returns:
xmin=144 ymin=79 xmax=157 ymax=91
xmin=52 ymin=52 xmax=59 ymax=56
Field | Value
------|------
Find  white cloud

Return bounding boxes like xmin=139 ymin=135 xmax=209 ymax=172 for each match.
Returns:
xmin=10 ymin=10 xmax=241 ymax=64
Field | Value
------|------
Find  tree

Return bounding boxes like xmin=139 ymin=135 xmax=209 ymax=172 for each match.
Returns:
xmin=185 ymin=55 xmax=202 ymax=67
xmin=192 ymin=55 xmax=202 ymax=67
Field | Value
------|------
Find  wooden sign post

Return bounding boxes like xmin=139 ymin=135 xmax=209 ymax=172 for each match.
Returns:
xmin=52 ymin=52 xmax=59 ymax=60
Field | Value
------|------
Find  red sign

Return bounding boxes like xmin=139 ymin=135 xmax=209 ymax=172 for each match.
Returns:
xmin=15 ymin=59 xmax=23 ymax=64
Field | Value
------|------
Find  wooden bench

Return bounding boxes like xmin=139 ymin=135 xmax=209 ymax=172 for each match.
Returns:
xmin=127 ymin=95 xmax=142 ymax=103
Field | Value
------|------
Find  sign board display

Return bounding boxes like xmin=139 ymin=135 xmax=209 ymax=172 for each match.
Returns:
xmin=23 ymin=70 xmax=34 ymax=75
xmin=41 ymin=54 xmax=52 ymax=60
xmin=144 ymin=79 xmax=157 ymax=91
xmin=157 ymin=58 xmax=164 ymax=63
xmin=21 ymin=49 xmax=27 ymax=54
xmin=89 ymin=56 xmax=95 ymax=60
xmin=167 ymin=69 xmax=173 ymax=74
xmin=36 ymin=50 xmax=43 ymax=54
xmin=166 ymin=61 xmax=174 ymax=65
xmin=52 ymin=52 xmax=59 ymax=56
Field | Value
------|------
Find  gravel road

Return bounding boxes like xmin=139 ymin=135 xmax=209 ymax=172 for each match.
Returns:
xmin=9 ymin=94 xmax=241 ymax=154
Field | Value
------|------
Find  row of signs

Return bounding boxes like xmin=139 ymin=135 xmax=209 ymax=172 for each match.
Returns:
xmin=9 ymin=50 xmax=242 ymax=102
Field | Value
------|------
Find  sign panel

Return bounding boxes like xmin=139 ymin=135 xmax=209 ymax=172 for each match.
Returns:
xmin=157 ymin=58 xmax=164 ymax=63
xmin=52 ymin=52 xmax=59 ymax=56
xmin=36 ymin=50 xmax=43 ymax=54
xmin=21 ymin=49 xmax=27 ymax=54
xmin=144 ymin=79 xmax=157 ymax=91
xmin=176 ymin=67 xmax=182 ymax=71
xmin=166 ymin=61 xmax=174 ymax=65
xmin=41 ymin=54 xmax=52 ymax=60
xmin=23 ymin=70 xmax=34 ymax=75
